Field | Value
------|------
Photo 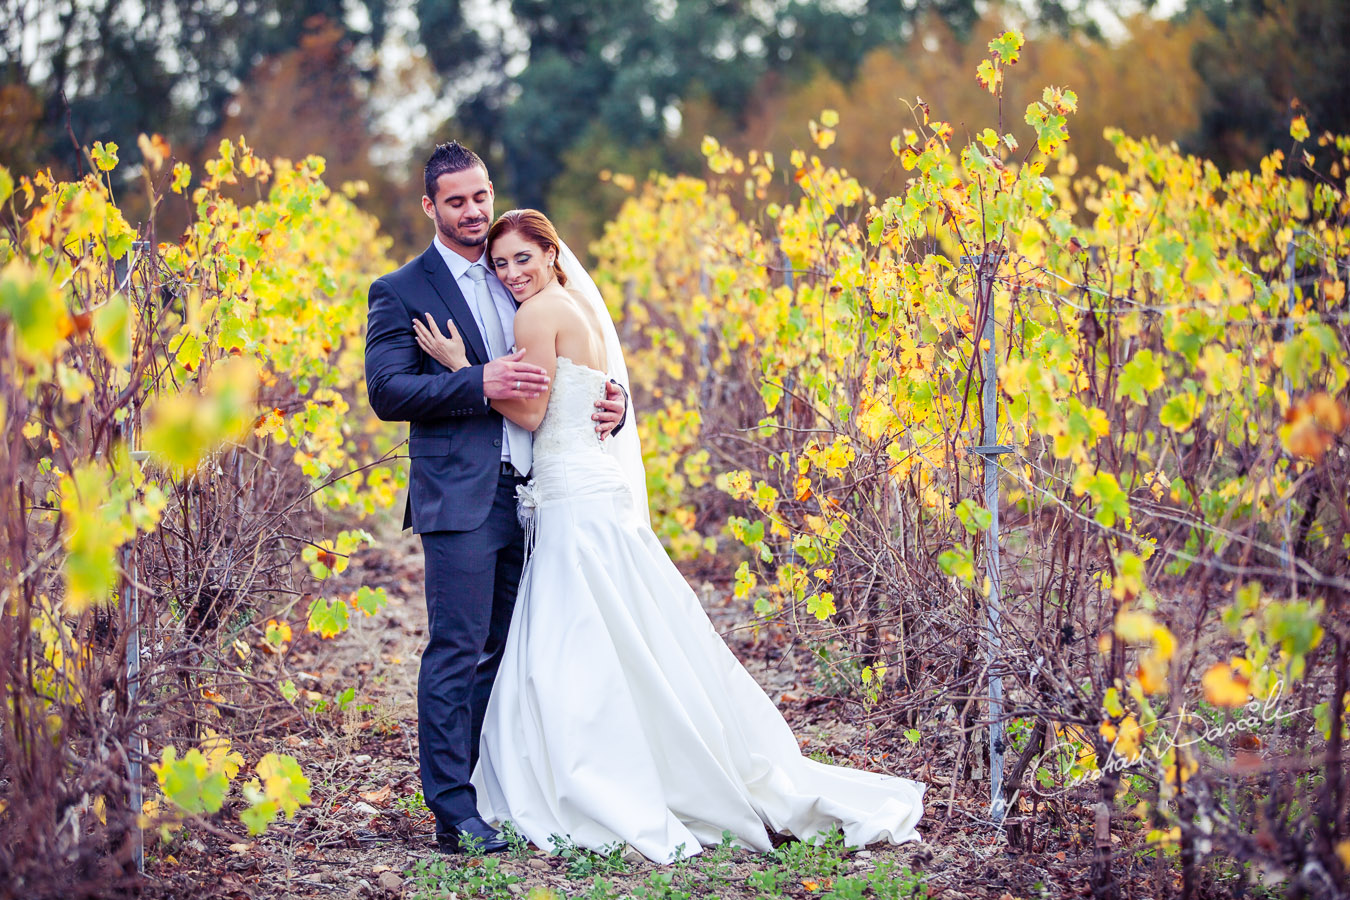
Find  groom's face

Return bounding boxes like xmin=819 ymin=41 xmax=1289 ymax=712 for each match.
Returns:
xmin=423 ymin=165 xmax=495 ymax=259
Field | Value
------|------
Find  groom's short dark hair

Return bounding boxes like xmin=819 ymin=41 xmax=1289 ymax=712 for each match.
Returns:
xmin=424 ymin=141 xmax=487 ymax=201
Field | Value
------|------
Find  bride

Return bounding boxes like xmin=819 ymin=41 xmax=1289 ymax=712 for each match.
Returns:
xmin=413 ymin=208 xmax=924 ymax=863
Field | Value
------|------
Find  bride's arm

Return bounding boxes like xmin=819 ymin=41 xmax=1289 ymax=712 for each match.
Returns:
xmin=491 ymin=303 xmax=558 ymax=432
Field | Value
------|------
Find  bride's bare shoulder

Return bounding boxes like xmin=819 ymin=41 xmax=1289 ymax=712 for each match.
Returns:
xmin=515 ymin=285 xmax=572 ymax=321
xmin=563 ymin=286 xmax=607 ymax=324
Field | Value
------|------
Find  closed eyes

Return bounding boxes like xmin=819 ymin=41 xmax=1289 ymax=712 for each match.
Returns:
xmin=448 ymin=192 xmax=488 ymax=207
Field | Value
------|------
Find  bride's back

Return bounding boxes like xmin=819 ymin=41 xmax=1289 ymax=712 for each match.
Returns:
xmin=530 ymin=285 xmax=608 ymax=374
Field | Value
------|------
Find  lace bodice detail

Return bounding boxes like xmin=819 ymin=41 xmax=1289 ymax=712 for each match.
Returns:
xmin=532 ymin=357 xmax=609 ymax=460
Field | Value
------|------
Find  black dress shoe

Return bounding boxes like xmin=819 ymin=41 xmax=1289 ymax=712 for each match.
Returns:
xmin=436 ymin=816 xmax=509 ymax=854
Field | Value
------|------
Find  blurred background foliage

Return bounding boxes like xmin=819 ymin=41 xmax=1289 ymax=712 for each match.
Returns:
xmin=2 ymin=0 xmax=1347 ymax=261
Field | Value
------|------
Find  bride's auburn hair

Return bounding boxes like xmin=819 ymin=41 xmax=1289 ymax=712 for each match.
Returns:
xmin=488 ymin=209 xmax=569 ymax=287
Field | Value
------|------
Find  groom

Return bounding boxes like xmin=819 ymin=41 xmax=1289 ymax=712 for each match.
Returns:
xmin=365 ymin=141 xmax=626 ymax=853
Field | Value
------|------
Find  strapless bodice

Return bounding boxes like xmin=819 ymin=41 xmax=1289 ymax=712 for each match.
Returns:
xmin=532 ymin=357 xmax=610 ymax=461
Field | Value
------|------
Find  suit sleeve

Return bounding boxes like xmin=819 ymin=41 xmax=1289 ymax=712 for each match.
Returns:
xmin=365 ymin=278 xmax=489 ymax=421
xmin=609 ymin=379 xmax=629 ymax=437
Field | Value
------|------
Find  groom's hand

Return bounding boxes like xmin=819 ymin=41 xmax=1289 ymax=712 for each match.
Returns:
xmin=483 ymin=349 xmax=550 ymax=400
xmin=593 ymin=381 xmax=626 ymax=439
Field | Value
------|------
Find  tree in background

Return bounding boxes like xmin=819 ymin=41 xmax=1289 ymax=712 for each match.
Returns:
xmin=1184 ymin=0 xmax=1350 ymax=170
xmin=0 ymin=82 xmax=45 ymax=176
xmin=739 ymin=12 xmax=1206 ymax=196
xmin=210 ymin=16 xmax=413 ymax=249
xmin=546 ymin=9 xmax=1208 ymax=256
xmin=4 ymin=0 xmax=1348 ymax=264
xmin=0 ymin=0 xmax=390 ymax=177
xmin=420 ymin=0 xmax=983 ymax=212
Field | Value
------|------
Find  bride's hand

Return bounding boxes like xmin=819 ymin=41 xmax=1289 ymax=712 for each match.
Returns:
xmin=413 ymin=313 xmax=470 ymax=371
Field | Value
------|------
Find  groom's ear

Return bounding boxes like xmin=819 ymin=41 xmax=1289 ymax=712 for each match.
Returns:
xmin=421 ymin=194 xmax=436 ymax=220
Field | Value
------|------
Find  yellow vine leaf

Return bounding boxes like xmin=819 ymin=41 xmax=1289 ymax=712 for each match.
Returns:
xmin=1280 ymin=393 xmax=1348 ymax=461
xmin=141 ymin=357 xmax=260 ymax=470
xmin=1115 ymin=609 xmax=1156 ymax=643
xmin=1201 ymin=659 xmax=1252 ymax=708
xmin=1113 ymin=715 xmax=1142 ymax=759
xmin=1162 ymin=747 xmax=1199 ymax=789
xmin=1136 ymin=652 xmax=1168 ymax=695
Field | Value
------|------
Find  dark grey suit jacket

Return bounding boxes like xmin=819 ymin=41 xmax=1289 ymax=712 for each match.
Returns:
xmin=365 ymin=243 xmax=505 ymax=533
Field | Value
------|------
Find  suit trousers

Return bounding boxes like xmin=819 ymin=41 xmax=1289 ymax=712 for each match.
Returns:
xmin=418 ymin=470 xmax=526 ymax=831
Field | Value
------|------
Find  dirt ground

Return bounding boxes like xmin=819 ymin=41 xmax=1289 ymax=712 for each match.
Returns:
xmin=143 ymin=525 xmax=1136 ymax=900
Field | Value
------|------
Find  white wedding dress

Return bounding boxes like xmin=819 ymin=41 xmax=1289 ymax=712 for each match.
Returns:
xmin=471 ymin=358 xmax=925 ymax=863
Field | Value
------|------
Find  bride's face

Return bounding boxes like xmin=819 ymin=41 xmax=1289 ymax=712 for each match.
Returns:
xmin=490 ymin=231 xmax=556 ymax=302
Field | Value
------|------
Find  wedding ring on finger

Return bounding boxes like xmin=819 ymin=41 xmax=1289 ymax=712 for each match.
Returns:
xmin=515 ymin=380 xmax=521 ymax=391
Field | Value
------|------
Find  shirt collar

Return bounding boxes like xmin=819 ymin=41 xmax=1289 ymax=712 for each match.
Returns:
xmin=433 ymin=234 xmax=488 ymax=281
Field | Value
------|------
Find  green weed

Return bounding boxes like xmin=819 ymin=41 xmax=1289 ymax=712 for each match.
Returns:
xmin=771 ymin=826 xmax=852 ymax=880
xmin=745 ymin=865 xmax=789 ymax=897
xmin=500 ymin=819 xmax=533 ymax=859
xmin=404 ymin=852 xmax=521 ymax=899
xmin=548 ymin=833 xmax=631 ymax=879
xmin=633 ymin=870 xmax=693 ymax=900
xmin=394 ymin=789 xmax=429 ymax=818
xmin=863 ymin=861 xmax=928 ymax=900
xmin=581 ymin=876 xmax=621 ymax=900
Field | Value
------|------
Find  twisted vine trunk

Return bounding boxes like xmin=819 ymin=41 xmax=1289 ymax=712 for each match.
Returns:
xmin=1092 ymin=779 xmax=1117 ymax=900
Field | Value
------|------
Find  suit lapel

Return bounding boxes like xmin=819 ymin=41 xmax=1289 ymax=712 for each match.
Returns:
xmin=420 ymin=244 xmax=490 ymax=365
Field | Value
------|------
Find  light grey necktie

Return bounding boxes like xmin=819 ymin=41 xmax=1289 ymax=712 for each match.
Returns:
xmin=467 ymin=263 xmax=506 ymax=358
xmin=467 ymin=263 xmax=532 ymax=476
